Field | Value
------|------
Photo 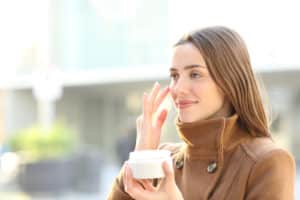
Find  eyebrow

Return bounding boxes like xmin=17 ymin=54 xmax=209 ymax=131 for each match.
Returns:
xmin=169 ymin=64 xmax=206 ymax=71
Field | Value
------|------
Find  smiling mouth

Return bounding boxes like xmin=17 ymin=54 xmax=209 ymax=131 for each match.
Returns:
xmin=177 ymin=103 xmax=193 ymax=109
xmin=176 ymin=101 xmax=198 ymax=109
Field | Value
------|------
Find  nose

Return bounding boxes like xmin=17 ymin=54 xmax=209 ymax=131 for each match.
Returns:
xmin=170 ymin=77 xmax=189 ymax=96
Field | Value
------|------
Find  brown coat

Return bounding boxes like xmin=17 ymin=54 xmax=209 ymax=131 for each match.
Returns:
xmin=107 ymin=115 xmax=295 ymax=200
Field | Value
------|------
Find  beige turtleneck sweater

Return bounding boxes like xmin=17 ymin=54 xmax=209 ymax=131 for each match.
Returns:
xmin=107 ymin=114 xmax=295 ymax=200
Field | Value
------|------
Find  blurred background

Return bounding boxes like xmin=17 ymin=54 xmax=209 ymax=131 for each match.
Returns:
xmin=0 ymin=0 xmax=299 ymax=199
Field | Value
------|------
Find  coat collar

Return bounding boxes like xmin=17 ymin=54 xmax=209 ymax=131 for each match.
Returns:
xmin=176 ymin=114 xmax=250 ymax=160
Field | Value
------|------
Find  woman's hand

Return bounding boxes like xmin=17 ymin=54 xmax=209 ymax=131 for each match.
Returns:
xmin=135 ymin=82 xmax=169 ymax=151
xmin=124 ymin=161 xmax=184 ymax=200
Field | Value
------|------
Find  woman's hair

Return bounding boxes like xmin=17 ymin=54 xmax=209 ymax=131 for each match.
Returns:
xmin=175 ymin=26 xmax=270 ymax=137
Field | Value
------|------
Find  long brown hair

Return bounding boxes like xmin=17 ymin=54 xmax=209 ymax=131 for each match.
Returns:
xmin=175 ymin=26 xmax=270 ymax=137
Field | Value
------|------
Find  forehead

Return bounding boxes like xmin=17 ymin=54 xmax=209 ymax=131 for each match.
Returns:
xmin=171 ymin=43 xmax=206 ymax=70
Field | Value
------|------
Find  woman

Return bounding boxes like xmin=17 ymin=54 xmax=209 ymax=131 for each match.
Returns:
xmin=107 ymin=26 xmax=295 ymax=200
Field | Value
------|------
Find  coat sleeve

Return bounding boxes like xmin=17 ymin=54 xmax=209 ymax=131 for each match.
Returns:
xmin=106 ymin=165 xmax=134 ymax=200
xmin=245 ymin=149 xmax=296 ymax=200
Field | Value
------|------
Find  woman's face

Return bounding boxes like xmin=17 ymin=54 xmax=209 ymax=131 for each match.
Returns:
xmin=169 ymin=42 xmax=232 ymax=123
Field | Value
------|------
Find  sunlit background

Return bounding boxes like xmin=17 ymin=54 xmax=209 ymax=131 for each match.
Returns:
xmin=0 ymin=0 xmax=299 ymax=199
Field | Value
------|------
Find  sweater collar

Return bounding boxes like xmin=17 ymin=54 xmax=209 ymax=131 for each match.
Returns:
xmin=176 ymin=114 xmax=246 ymax=160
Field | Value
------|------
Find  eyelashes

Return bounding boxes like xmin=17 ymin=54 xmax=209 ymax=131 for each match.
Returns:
xmin=190 ymin=72 xmax=201 ymax=78
xmin=169 ymin=73 xmax=179 ymax=80
xmin=169 ymin=71 xmax=202 ymax=81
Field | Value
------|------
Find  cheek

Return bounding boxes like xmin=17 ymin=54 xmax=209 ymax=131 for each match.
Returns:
xmin=192 ymin=80 xmax=223 ymax=101
xmin=191 ymin=83 xmax=206 ymax=96
xmin=206 ymin=85 xmax=225 ymax=106
xmin=168 ymin=82 xmax=176 ymax=99
xmin=170 ymin=88 xmax=176 ymax=102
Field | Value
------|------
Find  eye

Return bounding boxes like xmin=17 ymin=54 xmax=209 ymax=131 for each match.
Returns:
xmin=170 ymin=73 xmax=179 ymax=80
xmin=190 ymin=71 xmax=201 ymax=79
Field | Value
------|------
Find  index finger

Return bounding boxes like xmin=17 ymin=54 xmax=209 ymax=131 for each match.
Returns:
xmin=126 ymin=164 xmax=154 ymax=199
xmin=153 ymin=86 xmax=170 ymax=112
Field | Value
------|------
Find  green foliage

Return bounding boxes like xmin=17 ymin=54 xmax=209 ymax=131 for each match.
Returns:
xmin=9 ymin=122 xmax=78 ymax=161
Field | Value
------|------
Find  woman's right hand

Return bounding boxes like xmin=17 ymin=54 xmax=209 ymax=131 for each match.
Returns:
xmin=124 ymin=161 xmax=184 ymax=200
xmin=135 ymin=82 xmax=170 ymax=151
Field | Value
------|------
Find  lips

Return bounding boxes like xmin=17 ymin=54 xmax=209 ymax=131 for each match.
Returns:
xmin=176 ymin=100 xmax=198 ymax=109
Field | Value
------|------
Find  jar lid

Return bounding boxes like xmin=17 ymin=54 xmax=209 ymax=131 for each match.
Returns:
xmin=129 ymin=150 xmax=171 ymax=160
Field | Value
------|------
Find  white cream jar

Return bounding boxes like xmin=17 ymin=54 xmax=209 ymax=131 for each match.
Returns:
xmin=128 ymin=150 xmax=172 ymax=179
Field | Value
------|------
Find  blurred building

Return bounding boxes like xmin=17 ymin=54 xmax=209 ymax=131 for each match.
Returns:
xmin=0 ymin=0 xmax=170 ymax=163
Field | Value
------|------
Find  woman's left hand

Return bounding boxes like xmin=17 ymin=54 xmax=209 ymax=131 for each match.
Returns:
xmin=124 ymin=161 xmax=184 ymax=200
